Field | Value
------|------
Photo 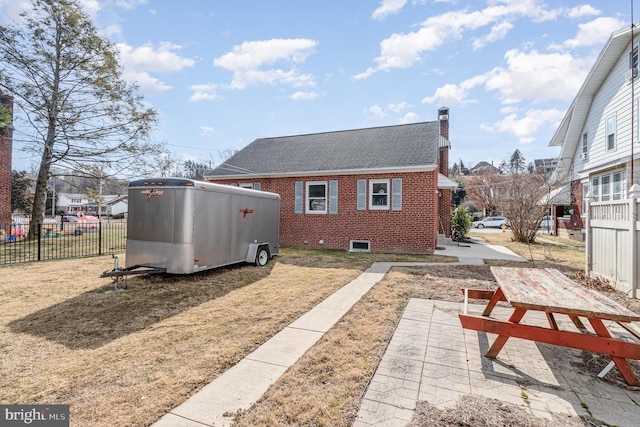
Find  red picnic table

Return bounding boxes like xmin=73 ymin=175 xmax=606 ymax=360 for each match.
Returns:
xmin=459 ymin=266 xmax=640 ymax=386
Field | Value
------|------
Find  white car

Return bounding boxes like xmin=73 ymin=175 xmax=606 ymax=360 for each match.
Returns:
xmin=539 ymin=215 xmax=554 ymax=228
xmin=472 ymin=216 xmax=509 ymax=229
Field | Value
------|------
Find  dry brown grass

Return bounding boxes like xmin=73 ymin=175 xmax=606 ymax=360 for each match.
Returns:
xmin=0 ymin=249 xmax=439 ymax=426
xmin=234 ymin=264 xmax=497 ymax=426
xmin=2 ymin=239 xmax=632 ymax=427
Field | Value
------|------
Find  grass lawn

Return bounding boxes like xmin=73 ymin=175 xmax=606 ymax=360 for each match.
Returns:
xmin=2 ymin=238 xmax=633 ymax=427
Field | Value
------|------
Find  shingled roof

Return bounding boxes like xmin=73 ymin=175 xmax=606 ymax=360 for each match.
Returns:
xmin=208 ymin=121 xmax=443 ymax=178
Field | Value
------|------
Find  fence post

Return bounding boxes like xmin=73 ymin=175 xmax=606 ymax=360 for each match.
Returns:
xmin=37 ymin=222 xmax=42 ymax=261
xmin=584 ymin=190 xmax=595 ymax=277
xmin=98 ymin=221 xmax=103 ymax=255
xmin=629 ymin=184 xmax=640 ymax=299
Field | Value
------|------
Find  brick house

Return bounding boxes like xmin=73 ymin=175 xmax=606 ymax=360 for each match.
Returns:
xmin=0 ymin=94 xmax=13 ymax=226
xmin=207 ymin=108 xmax=456 ymax=254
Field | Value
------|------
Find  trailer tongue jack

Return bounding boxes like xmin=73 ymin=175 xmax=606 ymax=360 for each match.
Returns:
xmin=101 ymin=254 xmax=166 ymax=293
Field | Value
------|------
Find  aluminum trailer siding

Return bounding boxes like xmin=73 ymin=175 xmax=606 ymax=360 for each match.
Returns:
xmin=126 ymin=178 xmax=280 ymax=274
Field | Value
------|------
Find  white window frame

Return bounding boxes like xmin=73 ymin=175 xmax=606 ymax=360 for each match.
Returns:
xmin=591 ymin=176 xmax=600 ymax=201
xmin=612 ymin=172 xmax=622 ymax=200
xmin=591 ymin=172 xmax=625 ymax=202
xmin=630 ymin=44 xmax=639 ymax=73
xmin=606 ymin=114 xmax=616 ymax=151
xmin=239 ymin=183 xmax=253 ymax=189
xmin=582 ymin=131 xmax=588 ymax=154
xmin=306 ymin=181 xmax=327 ymax=214
xmin=601 ymin=175 xmax=611 ymax=201
xmin=369 ymin=179 xmax=390 ymax=210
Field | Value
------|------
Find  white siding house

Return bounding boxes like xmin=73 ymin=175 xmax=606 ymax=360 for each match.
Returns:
xmin=551 ymin=22 xmax=639 ymax=232
xmin=550 ymin=23 xmax=640 ymax=294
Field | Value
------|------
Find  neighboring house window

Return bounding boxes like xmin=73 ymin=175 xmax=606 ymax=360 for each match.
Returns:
xmin=306 ymin=181 xmax=327 ymax=214
xmin=238 ymin=182 xmax=261 ymax=190
xmin=630 ymin=44 xmax=638 ymax=72
xmin=606 ymin=115 xmax=616 ymax=151
xmin=582 ymin=182 xmax=589 ymax=216
xmin=601 ymin=175 xmax=611 ymax=201
xmin=369 ymin=179 xmax=390 ymax=209
xmin=582 ymin=132 xmax=588 ymax=154
xmin=613 ymin=172 xmax=622 ymax=200
xmin=591 ymin=176 xmax=600 ymax=201
xmin=591 ymin=172 xmax=624 ymax=202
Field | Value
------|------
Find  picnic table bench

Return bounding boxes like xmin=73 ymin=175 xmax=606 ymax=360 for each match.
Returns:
xmin=459 ymin=266 xmax=640 ymax=386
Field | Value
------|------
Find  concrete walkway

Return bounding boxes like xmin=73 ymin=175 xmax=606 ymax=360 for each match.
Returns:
xmin=153 ymin=241 xmax=525 ymax=426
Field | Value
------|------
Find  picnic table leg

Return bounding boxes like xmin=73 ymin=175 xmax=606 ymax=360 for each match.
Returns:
xmin=546 ymin=312 xmax=558 ymax=330
xmin=482 ymin=287 xmax=506 ymax=317
xmin=587 ymin=318 xmax=640 ymax=386
xmin=485 ymin=307 xmax=527 ymax=359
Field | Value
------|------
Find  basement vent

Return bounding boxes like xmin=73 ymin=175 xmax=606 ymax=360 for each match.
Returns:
xmin=350 ymin=240 xmax=371 ymax=252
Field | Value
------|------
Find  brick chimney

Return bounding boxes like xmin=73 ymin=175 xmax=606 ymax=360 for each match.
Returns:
xmin=0 ymin=94 xmax=13 ymax=226
xmin=437 ymin=107 xmax=450 ymax=176
xmin=437 ymin=107 xmax=452 ymax=237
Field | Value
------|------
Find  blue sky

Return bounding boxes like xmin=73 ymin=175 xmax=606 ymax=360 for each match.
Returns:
xmin=1 ymin=0 xmax=637 ymax=173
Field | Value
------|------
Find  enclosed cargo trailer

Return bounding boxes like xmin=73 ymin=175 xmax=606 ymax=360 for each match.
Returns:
xmin=111 ymin=178 xmax=280 ymax=276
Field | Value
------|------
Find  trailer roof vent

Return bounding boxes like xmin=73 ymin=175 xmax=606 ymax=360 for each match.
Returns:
xmin=350 ymin=240 xmax=370 ymax=252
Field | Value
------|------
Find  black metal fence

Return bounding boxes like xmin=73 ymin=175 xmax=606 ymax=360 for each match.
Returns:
xmin=0 ymin=220 xmax=127 ymax=265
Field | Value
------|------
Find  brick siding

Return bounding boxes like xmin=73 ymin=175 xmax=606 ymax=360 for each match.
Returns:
xmin=215 ymin=171 xmax=439 ymax=254
xmin=0 ymin=95 xmax=13 ymax=226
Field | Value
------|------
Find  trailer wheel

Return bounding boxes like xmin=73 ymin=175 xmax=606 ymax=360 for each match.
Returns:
xmin=255 ymin=246 xmax=269 ymax=267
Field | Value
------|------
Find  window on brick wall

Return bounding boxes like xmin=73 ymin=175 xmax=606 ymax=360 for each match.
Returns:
xmin=306 ymin=181 xmax=327 ymax=214
xmin=369 ymin=179 xmax=389 ymax=209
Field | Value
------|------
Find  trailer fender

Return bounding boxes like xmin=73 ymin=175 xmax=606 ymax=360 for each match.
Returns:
xmin=246 ymin=243 xmax=270 ymax=266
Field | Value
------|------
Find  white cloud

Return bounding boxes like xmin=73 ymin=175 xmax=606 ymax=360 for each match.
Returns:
xmin=399 ymin=112 xmax=420 ymax=123
xmin=356 ymin=0 xmax=600 ymax=78
xmin=484 ymin=48 xmax=591 ymax=103
xmin=472 ymin=21 xmax=513 ymax=50
xmin=126 ymin=72 xmax=171 ymax=94
xmin=117 ymin=42 xmax=196 ymax=73
xmin=422 ymin=74 xmax=488 ymax=105
xmin=189 ymin=84 xmax=221 ymax=101
xmin=387 ymin=101 xmax=411 ymax=112
xmin=290 ymin=91 xmax=319 ymax=100
xmin=78 ymin=0 xmax=102 ymax=19
xmin=214 ymin=38 xmax=318 ymax=89
xmin=567 ymin=5 xmax=601 ymax=19
xmin=200 ymin=126 xmax=215 ymax=136
xmin=485 ymin=108 xmax=564 ymax=144
xmin=367 ymin=105 xmax=387 ymax=118
xmin=372 ymin=0 xmax=407 ymax=20
xmin=563 ymin=17 xmax=626 ymax=49
xmin=116 ymin=42 xmax=196 ymax=94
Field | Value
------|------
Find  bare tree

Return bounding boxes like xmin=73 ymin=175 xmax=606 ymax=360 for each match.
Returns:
xmin=0 ymin=0 xmax=162 ymax=237
xmin=465 ymin=174 xmax=508 ymax=216
xmin=494 ymin=173 xmax=552 ymax=243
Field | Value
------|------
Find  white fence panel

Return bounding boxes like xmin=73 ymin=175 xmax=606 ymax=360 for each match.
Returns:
xmin=586 ymin=189 xmax=639 ymax=296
